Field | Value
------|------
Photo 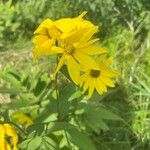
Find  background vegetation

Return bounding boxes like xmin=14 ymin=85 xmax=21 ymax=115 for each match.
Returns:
xmin=0 ymin=0 xmax=150 ymax=149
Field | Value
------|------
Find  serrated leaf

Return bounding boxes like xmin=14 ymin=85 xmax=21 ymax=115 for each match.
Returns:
xmin=67 ymin=128 xmax=96 ymax=150
xmin=97 ymin=107 xmax=122 ymax=120
xmin=47 ymin=122 xmax=76 ymax=133
xmin=84 ymin=110 xmax=109 ymax=132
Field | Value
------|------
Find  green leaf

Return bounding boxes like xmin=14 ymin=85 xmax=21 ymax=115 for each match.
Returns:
xmin=33 ymin=79 xmax=47 ymax=96
xmin=0 ymin=87 xmax=20 ymax=94
xmin=47 ymin=122 xmax=76 ymax=133
xmin=0 ymin=72 xmax=21 ymax=89
xmin=60 ymin=65 xmax=72 ymax=82
xmin=27 ymin=136 xmax=42 ymax=150
xmin=67 ymin=128 xmax=96 ymax=150
xmin=68 ymin=90 xmax=82 ymax=101
xmin=43 ymin=136 xmax=59 ymax=150
xmin=84 ymin=110 xmax=109 ymax=132
xmin=27 ymin=123 xmax=45 ymax=136
xmin=19 ymin=139 xmax=31 ymax=149
xmin=97 ymin=107 xmax=122 ymax=120
xmin=1 ymin=98 xmax=31 ymax=109
xmin=59 ymin=83 xmax=76 ymax=101
xmin=35 ymin=97 xmax=57 ymax=123
xmin=58 ymin=84 xmax=76 ymax=119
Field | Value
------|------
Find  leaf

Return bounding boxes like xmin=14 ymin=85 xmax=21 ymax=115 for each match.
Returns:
xmin=68 ymin=90 xmax=82 ymax=101
xmin=35 ymin=97 xmax=57 ymax=123
xmin=47 ymin=122 xmax=76 ymax=133
xmin=58 ymin=84 xmax=76 ymax=119
xmin=0 ymin=72 xmax=21 ymax=89
xmin=27 ymin=136 xmax=42 ymax=150
xmin=0 ymin=87 xmax=20 ymax=94
xmin=43 ymin=136 xmax=59 ymax=150
xmin=67 ymin=128 xmax=96 ymax=150
xmin=97 ymin=107 xmax=122 ymax=120
xmin=84 ymin=110 xmax=109 ymax=132
xmin=33 ymin=79 xmax=47 ymax=96
xmin=59 ymin=83 xmax=76 ymax=101
xmin=27 ymin=123 xmax=45 ymax=136
xmin=19 ymin=139 xmax=31 ymax=149
xmin=60 ymin=65 xmax=72 ymax=82
xmin=2 ymin=98 xmax=31 ymax=109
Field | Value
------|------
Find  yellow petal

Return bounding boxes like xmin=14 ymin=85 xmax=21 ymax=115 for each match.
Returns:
xmin=50 ymin=46 xmax=64 ymax=54
xmin=78 ymin=45 xmax=107 ymax=55
xmin=102 ymin=69 xmax=120 ymax=77
xmin=76 ymin=11 xmax=87 ymax=19
xmin=100 ymin=76 xmax=115 ymax=87
xmin=67 ymin=56 xmax=80 ymax=84
xmin=33 ymin=45 xmax=63 ymax=62
xmin=53 ymin=55 xmax=66 ymax=77
xmin=32 ymin=35 xmax=50 ymax=45
xmin=97 ymin=78 xmax=107 ymax=93
xmin=0 ymin=124 xmax=5 ymax=150
xmin=95 ymin=78 xmax=103 ymax=95
xmin=82 ymin=76 xmax=90 ymax=93
xmin=75 ymin=38 xmax=99 ymax=49
xmin=3 ymin=124 xmax=18 ymax=150
xmin=34 ymin=19 xmax=53 ymax=34
xmin=62 ymin=29 xmax=84 ymax=44
xmin=105 ymin=57 xmax=113 ymax=66
xmin=78 ymin=26 xmax=98 ymax=44
xmin=55 ymin=18 xmax=76 ymax=33
xmin=74 ymin=52 xmax=99 ymax=70
xmin=88 ymin=79 xmax=95 ymax=98
xmin=48 ymin=25 xmax=61 ymax=39
xmin=5 ymin=141 xmax=11 ymax=150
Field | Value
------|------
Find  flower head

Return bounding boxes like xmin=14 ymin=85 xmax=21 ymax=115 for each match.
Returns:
xmin=80 ymin=56 xmax=120 ymax=97
xmin=32 ymin=12 xmax=118 ymax=89
xmin=52 ymin=12 xmax=107 ymax=84
xmin=0 ymin=123 xmax=18 ymax=150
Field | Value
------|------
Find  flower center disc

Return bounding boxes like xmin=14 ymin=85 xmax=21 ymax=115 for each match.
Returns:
xmin=66 ymin=45 xmax=75 ymax=54
xmin=90 ymin=69 xmax=100 ymax=78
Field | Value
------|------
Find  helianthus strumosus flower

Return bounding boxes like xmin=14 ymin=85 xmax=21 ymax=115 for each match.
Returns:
xmin=12 ymin=113 xmax=33 ymax=127
xmin=53 ymin=12 xmax=107 ymax=84
xmin=0 ymin=123 xmax=18 ymax=150
xmin=32 ymin=12 xmax=107 ymax=84
xmin=80 ymin=56 xmax=120 ymax=97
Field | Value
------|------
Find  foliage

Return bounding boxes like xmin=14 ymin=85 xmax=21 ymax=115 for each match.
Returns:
xmin=0 ymin=62 xmax=122 ymax=150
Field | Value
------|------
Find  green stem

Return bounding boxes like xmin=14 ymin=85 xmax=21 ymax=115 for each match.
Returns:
xmin=55 ymin=56 xmax=60 ymax=120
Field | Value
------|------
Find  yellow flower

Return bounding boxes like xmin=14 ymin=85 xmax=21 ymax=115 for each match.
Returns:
xmin=53 ymin=12 xmax=107 ymax=84
xmin=12 ymin=113 xmax=33 ymax=127
xmin=32 ymin=19 xmax=62 ymax=62
xmin=80 ymin=56 xmax=120 ymax=97
xmin=32 ymin=12 xmax=107 ymax=84
xmin=0 ymin=123 xmax=18 ymax=150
